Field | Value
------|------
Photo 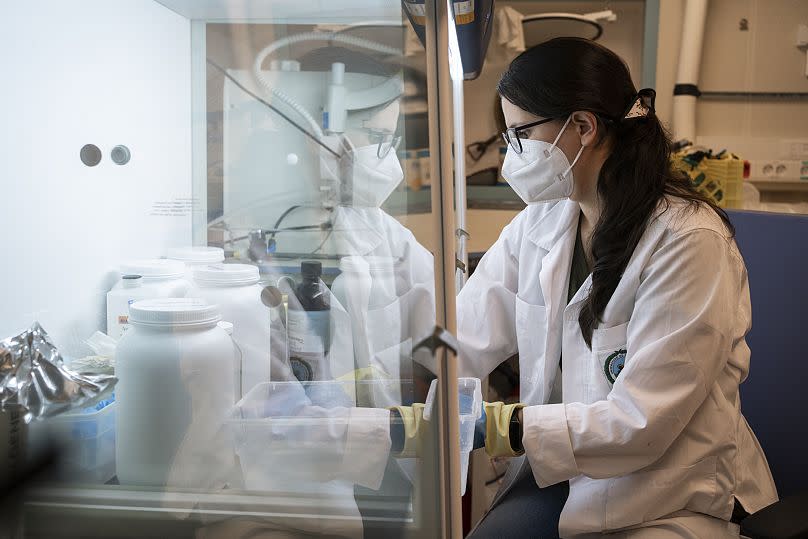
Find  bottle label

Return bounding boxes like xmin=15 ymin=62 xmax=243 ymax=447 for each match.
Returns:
xmin=287 ymin=310 xmax=331 ymax=381
xmin=287 ymin=310 xmax=326 ymax=355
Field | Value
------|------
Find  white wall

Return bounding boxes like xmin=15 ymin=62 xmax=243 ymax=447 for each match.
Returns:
xmin=655 ymin=0 xmax=808 ymax=207
xmin=656 ymin=0 xmax=808 ymax=137
xmin=0 ymin=1 xmax=193 ymax=356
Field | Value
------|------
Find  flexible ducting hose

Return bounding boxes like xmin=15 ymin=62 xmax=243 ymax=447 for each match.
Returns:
xmin=253 ymin=32 xmax=401 ymax=138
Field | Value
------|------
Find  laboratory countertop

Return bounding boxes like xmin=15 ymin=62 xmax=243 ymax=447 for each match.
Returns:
xmin=22 ymin=483 xmax=413 ymax=538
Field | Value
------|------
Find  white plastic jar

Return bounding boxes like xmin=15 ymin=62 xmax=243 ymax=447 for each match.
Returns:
xmin=112 ymin=259 xmax=191 ymax=298
xmin=188 ymin=264 xmax=270 ymax=399
xmin=115 ymin=299 xmax=235 ymax=487
xmin=366 ymin=256 xmax=397 ymax=309
xmin=166 ymin=246 xmax=225 ymax=282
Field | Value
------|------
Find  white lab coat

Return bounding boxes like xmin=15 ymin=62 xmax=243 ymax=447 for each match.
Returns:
xmin=457 ymin=197 xmax=778 ymax=537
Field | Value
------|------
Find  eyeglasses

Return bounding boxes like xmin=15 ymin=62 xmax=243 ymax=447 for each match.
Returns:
xmin=501 ymin=117 xmax=556 ymax=154
xmin=368 ymin=130 xmax=402 ymax=158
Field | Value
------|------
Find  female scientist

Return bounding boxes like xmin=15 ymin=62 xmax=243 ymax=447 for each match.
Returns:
xmin=458 ymin=37 xmax=778 ymax=538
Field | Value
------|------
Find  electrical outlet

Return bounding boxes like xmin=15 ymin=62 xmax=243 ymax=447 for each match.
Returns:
xmin=749 ymin=160 xmax=804 ymax=181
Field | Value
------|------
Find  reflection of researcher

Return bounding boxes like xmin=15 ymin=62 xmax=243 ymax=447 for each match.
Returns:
xmin=458 ymin=38 xmax=778 ymax=538
xmin=272 ymin=46 xmax=436 ymax=399
xmin=200 ymin=49 xmax=434 ymax=539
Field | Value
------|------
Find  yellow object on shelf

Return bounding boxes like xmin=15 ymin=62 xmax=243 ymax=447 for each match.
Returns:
xmin=671 ymin=148 xmax=744 ymax=209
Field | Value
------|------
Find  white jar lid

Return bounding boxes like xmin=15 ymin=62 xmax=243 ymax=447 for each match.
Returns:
xmin=166 ymin=246 xmax=225 ymax=264
xmin=193 ymin=263 xmax=260 ymax=286
xmin=129 ymin=298 xmax=221 ymax=327
xmin=120 ymin=259 xmax=185 ymax=279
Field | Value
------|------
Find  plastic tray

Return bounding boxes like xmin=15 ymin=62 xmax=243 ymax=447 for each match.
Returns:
xmin=227 ymin=378 xmax=481 ymax=495
xmin=228 ymin=380 xmax=404 ymax=493
xmin=48 ymin=399 xmax=116 ymax=483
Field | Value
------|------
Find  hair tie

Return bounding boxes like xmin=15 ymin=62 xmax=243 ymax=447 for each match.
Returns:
xmin=622 ymin=88 xmax=656 ymax=120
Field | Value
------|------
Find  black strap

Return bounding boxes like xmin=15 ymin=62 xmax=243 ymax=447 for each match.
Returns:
xmin=509 ymin=410 xmax=524 ymax=454
xmin=674 ymin=83 xmax=702 ymax=97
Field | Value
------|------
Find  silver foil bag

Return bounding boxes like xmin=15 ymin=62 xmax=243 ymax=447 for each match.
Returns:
xmin=0 ymin=322 xmax=117 ymax=423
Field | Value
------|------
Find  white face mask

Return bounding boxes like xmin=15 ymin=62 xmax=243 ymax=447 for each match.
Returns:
xmin=335 ymin=144 xmax=402 ymax=208
xmin=501 ymin=115 xmax=585 ymax=205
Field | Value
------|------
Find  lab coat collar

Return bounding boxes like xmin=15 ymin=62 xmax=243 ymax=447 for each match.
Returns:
xmin=526 ymin=199 xmax=580 ymax=251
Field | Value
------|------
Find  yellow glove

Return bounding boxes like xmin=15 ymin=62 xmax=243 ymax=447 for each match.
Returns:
xmin=484 ymin=401 xmax=526 ymax=457
xmin=389 ymin=403 xmax=427 ymax=458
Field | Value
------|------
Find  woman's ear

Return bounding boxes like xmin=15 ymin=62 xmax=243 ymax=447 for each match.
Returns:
xmin=571 ymin=111 xmax=599 ymax=147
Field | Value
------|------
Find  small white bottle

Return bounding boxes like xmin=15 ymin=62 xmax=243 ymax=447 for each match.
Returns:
xmin=106 ymin=275 xmax=150 ymax=340
xmin=366 ymin=256 xmax=397 ymax=310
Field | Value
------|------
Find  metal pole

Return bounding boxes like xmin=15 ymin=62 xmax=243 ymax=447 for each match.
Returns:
xmin=426 ymin=0 xmax=462 ymax=539
xmin=424 ymin=0 xmax=461 ymax=537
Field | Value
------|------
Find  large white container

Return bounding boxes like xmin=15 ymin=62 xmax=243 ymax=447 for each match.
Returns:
xmin=166 ymin=246 xmax=225 ymax=282
xmin=188 ymin=264 xmax=270 ymax=399
xmin=107 ymin=260 xmax=191 ymax=339
xmin=115 ymin=299 xmax=235 ymax=487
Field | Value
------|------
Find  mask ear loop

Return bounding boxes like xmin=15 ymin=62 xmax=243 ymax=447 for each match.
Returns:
xmin=561 ymin=144 xmax=585 ymax=180
xmin=547 ymin=114 xmax=585 ymax=181
xmin=545 ymin=115 xmax=574 ymax=158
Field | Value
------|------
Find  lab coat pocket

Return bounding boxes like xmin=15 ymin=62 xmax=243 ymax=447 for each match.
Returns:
xmin=604 ymin=456 xmax=718 ymax=530
xmin=591 ymin=321 xmax=629 ymax=353
xmin=515 ymin=296 xmax=548 ymax=387
xmin=590 ymin=322 xmax=629 ymax=399
xmin=592 ymin=322 xmax=628 ymax=386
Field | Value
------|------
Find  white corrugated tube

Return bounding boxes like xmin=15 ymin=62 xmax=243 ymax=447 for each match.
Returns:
xmin=672 ymin=0 xmax=709 ymax=142
xmin=253 ymin=33 xmax=402 ymax=138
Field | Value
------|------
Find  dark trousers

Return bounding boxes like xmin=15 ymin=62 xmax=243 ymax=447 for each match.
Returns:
xmin=466 ymin=456 xmax=569 ymax=539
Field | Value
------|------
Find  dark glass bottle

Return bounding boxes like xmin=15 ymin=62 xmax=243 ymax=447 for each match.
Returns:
xmin=286 ymin=261 xmax=331 ymax=382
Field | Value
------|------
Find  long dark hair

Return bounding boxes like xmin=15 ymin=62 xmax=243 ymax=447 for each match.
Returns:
xmin=497 ymin=37 xmax=733 ymax=348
